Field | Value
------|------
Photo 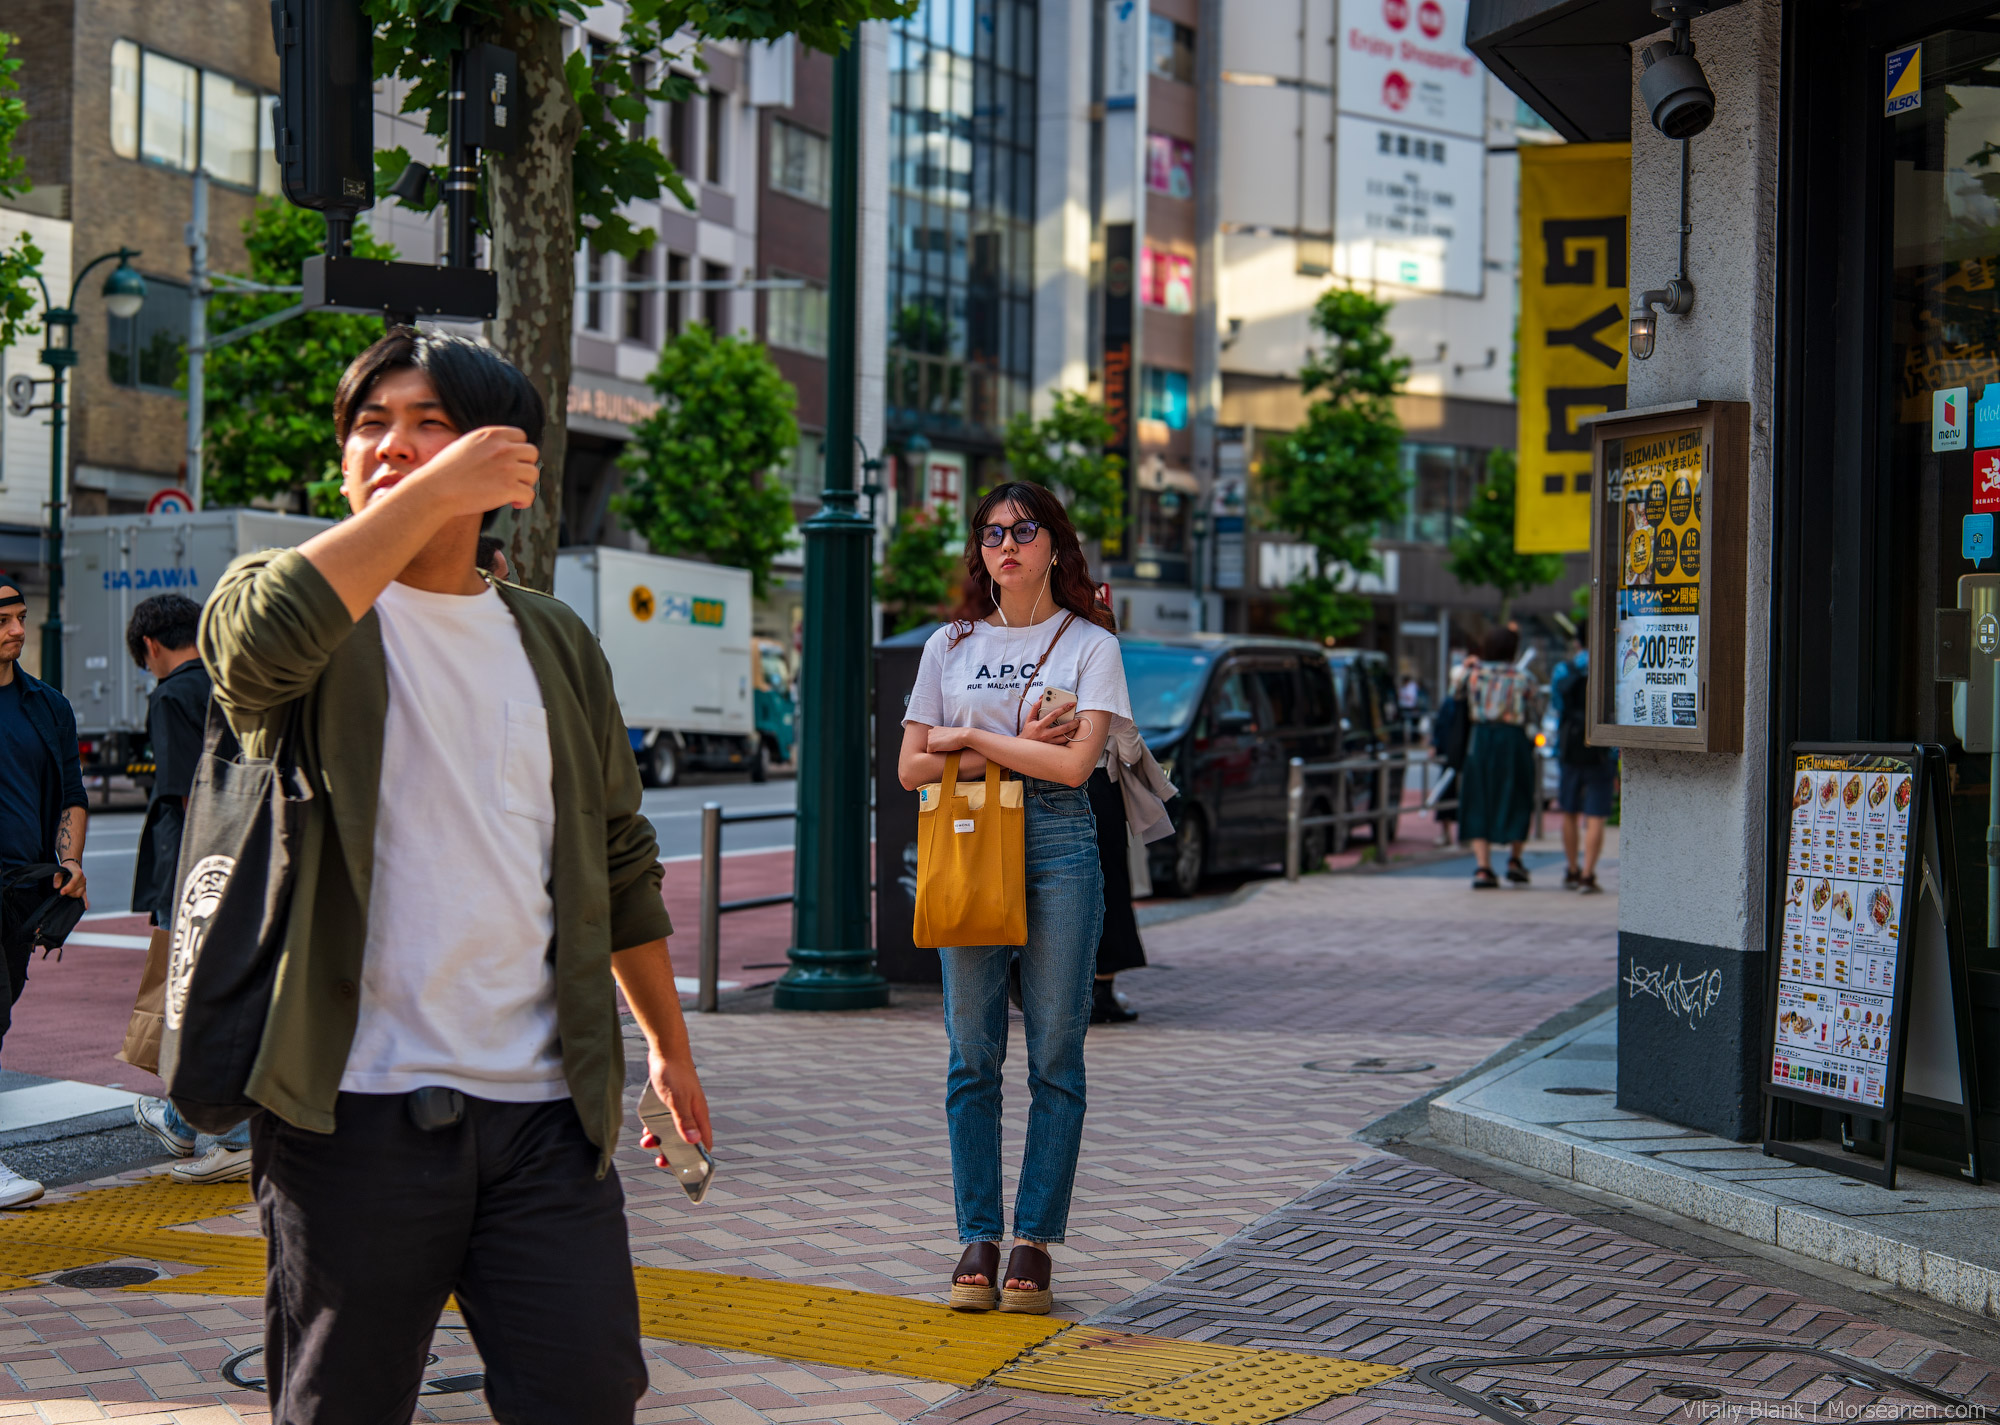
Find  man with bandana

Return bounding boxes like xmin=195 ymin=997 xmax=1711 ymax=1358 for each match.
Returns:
xmin=0 ymin=578 xmax=89 ymax=1208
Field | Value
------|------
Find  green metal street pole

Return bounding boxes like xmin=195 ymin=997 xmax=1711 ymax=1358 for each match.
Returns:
xmin=36 ymin=248 xmax=145 ymax=691
xmin=775 ymin=33 xmax=889 ymax=1011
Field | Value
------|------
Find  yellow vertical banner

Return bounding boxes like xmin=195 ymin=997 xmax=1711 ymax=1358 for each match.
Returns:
xmin=1516 ymin=144 xmax=1631 ymax=554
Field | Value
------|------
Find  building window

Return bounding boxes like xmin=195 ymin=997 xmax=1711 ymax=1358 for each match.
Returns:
xmin=667 ymin=87 xmax=695 ymax=174
xmin=770 ymin=119 xmax=830 ymax=206
xmin=1149 ymin=18 xmax=1195 ymax=84
xmin=1140 ymin=247 xmax=1193 ymax=314
xmin=666 ymin=252 xmax=688 ymax=338
xmin=887 ymin=0 xmax=1038 ymax=442
xmin=1146 ymin=134 xmax=1194 ymax=199
xmin=780 ymin=433 xmax=825 ymax=500
xmin=624 ymin=247 xmax=654 ymax=345
xmin=583 ymin=244 xmax=605 ymax=331
xmin=112 ymin=40 xmax=273 ymax=191
xmin=706 ymin=90 xmax=728 ymax=184
xmin=703 ymin=261 xmax=730 ymax=332
xmin=107 ymin=277 xmax=190 ymax=394
xmin=629 ymin=61 xmax=651 ymax=142
xmin=767 ymin=275 xmax=828 ymax=356
xmin=1140 ymin=368 xmax=1189 ymax=430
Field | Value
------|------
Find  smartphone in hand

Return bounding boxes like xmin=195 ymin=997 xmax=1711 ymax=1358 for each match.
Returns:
xmin=1036 ymin=687 xmax=1079 ymax=725
xmin=639 ymin=1083 xmax=715 ymax=1204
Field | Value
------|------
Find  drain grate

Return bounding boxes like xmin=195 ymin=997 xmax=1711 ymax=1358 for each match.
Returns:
xmin=1412 ymin=1343 xmax=1987 ymax=1424
xmin=1543 ymin=1085 xmax=1612 ymax=1096
xmin=51 ymin=1265 xmax=158 ymax=1289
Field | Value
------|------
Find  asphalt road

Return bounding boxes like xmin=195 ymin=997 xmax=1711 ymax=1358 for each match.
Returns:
xmin=77 ymin=772 xmax=800 ymax=915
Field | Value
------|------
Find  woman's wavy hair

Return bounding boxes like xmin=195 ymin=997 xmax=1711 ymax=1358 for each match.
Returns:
xmin=946 ymin=481 xmax=1116 ymax=647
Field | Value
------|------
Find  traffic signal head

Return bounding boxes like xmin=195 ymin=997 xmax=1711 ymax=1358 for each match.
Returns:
xmin=270 ymin=0 xmax=374 ymax=216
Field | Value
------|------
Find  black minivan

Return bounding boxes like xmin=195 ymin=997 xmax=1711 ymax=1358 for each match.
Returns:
xmin=1124 ymin=635 xmax=1408 ymax=895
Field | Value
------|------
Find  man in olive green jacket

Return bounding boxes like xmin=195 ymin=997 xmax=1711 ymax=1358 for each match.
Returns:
xmin=201 ymin=330 xmax=709 ymax=1425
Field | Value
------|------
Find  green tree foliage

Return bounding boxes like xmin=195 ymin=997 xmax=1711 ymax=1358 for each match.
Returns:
xmin=876 ymin=506 xmax=960 ymax=635
xmin=1001 ymin=392 xmax=1126 ymax=546
xmin=0 ymin=32 xmax=44 ymax=350
xmin=1262 ymin=288 xmax=1410 ymax=643
xmin=613 ymin=324 xmax=797 ymax=597
xmin=200 ymin=202 xmax=397 ymax=515
xmin=1446 ymin=448 xmax=1565 ymax=622
xmin=367 ymin=0 xmax=916 ymax=261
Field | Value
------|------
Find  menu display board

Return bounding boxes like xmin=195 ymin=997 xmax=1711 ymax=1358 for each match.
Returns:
xmin=1770 ymin=749 xmax=1917 ymax=1112
xmin=1610 ymin=427 xmax=1704 ymax=730
xmin=1584 ymin=401 xmax=1746 ymax=754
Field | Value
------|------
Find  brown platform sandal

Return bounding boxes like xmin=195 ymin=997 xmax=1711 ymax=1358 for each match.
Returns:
xmin=948 ymin=1242 xmax=1000 ymax=1312
xmin=998 ymin=1243 xmax=1054 ymax=1314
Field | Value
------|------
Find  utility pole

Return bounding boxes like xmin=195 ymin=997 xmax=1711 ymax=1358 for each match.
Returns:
xmin=774 ymin=34 xmax=888 ymax=1012
xmin=185 ymin=172 xmax=207 ymax=509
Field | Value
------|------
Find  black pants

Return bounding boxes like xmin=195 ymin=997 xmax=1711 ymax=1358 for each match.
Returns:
xmin=0 ymin=886 xmax=40 ymax=1059
xmin=252 ymin=1093 xmax=647 ymax=1425
xmin=1088 ymin=770 xmax=1146 ymax=976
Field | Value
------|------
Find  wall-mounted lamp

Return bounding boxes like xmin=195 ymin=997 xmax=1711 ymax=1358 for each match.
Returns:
xmin=1629 ymin=279 xmax=1694 ymax=361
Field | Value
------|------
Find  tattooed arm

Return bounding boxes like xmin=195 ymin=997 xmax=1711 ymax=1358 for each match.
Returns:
xmin=53 ymin=806 xmax=87 ymax=903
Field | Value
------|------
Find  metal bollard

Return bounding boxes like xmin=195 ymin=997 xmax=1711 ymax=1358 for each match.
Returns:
xmin=698 ymin=802 xmax=722 ymax=1013
xmin=1285 ymin=757 xmax=1305 ymax=881
xmin=1376 ymin=756 xmax=1391 ymax=861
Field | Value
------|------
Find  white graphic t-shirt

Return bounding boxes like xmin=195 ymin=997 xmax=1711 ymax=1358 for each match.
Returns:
xmin=902 ymin=615 xmax=1132 ymax=744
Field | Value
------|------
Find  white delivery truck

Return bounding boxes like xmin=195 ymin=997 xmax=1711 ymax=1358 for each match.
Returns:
xmin=63 ymin=509 xmax=334 ymax=782
xmin=555 ymin=546 xmax=781 ymax=787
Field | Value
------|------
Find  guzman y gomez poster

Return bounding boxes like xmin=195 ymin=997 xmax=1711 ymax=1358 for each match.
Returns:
xmin=1613 ymin=427 xmax=1703 ymax=728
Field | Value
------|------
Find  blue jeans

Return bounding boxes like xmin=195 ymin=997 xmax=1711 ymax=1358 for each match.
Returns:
xmin=940 ymin=778 xmax=1103 ymax=1245
xmin=163 ymin=1099 xmax=250 ymax=1151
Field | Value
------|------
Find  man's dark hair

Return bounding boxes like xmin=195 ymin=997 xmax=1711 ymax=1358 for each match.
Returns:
xmin=333 ymin=328 xmax=545 ymax=450
xmin=126 ymin=593 xmax=202 ymax=668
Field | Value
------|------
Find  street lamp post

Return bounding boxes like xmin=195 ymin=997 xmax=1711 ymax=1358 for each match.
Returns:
xmin=28 ymin=248 xmax=147 ymax=691
xmin=774 ymin=34 xmax=889 ymax=1011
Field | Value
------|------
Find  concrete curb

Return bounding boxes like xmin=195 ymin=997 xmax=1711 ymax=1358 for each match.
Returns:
xmin=1428 ymin=1014 xmax=2000 ymax=1319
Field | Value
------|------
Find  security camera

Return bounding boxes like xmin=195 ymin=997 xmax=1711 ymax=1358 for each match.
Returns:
xmin=1640 ymin=24 xmax=1714 ymax=138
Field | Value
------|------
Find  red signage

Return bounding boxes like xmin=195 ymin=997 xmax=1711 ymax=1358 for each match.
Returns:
xmin=1977 ymin=450 xmax=2000 ymax=514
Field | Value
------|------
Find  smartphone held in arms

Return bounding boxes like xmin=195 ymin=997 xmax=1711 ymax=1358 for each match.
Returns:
xmin=638 ymin=1083 xmax=715 ymax=1204
xmin=1036 ymin=687 xmax=1078 ymax=725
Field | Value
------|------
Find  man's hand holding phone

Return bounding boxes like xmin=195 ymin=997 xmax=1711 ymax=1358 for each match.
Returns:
xmin=639 ymin=1051 xmax=716 ymax=1203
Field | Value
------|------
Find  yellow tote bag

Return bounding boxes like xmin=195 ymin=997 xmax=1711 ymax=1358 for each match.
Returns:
xmin=913 ymin=751 xmax=1027 ymax=948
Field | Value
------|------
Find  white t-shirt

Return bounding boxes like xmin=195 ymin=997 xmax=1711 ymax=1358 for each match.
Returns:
xmin=902 ymin=615 xmax=1132 ymax=747
xmin=339 ymin=579 xmax=567 ymax=1102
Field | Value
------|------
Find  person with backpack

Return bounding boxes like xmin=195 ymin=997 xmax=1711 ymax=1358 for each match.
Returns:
xmin=1552 ymin=620 xmax=1613 ymax=894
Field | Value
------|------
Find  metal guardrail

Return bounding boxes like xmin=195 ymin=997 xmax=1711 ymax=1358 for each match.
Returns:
xmin=697 ymin=802 xmax=797 ymax=1012
xmin=1283 ymin=739 xmax=1557 ymax=881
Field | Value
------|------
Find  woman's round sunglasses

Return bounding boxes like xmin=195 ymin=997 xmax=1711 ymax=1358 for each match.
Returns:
xmin=977 ymin=520 xmax=1042 ymax=548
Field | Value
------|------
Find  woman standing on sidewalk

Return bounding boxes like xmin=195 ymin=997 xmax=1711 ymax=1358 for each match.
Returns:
xmin=898 ymin=481 xmax=1131 ymax=1316
xmin=1457 ymin=625 xmax=1540 ymax=889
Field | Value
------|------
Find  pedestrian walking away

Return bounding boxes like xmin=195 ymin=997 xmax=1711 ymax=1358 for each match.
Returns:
xmin=1428 ymin=654 xmax=1473 ymax=846
xmin=899 ymin=480 xmax=1132 ymax=1316
xmin=0 ymin=576 xmax=89 ymax=1209
xmin=117 ymin=594 xmax=257 ymax=1183
xmin=1552 ymin=618 xmax=1614 ymax=894
xmin=1456 ymin=625 xmax=1540 ymax=890
xmin=196 ymin=329 xmax=712 ymax=1425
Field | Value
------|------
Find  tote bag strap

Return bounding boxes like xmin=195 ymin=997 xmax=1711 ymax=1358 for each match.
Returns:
xmin=1014 ymin=612 xmax=1080 ymax=735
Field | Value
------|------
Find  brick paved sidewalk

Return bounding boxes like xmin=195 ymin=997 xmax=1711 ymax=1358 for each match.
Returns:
xmin=0 ymin=841 xmax=1627 ymax=1421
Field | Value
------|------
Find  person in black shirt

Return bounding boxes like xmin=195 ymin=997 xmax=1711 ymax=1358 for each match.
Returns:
xmin=121 ymin=594 xmax=255 ymax=1183
xmin=0 ymin=578 xmax=89 ymax=1208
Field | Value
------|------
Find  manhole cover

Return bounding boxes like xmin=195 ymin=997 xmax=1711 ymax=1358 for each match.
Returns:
xmin=1303 ymin=1058 xmax=1438 ymax=1075
xmin=51 ymin=1266 xmax=158 ymax=1288
xmin=222 ymin=1347 xmax=443 ymax=1394
xmin=1413 ymin=1343 xmax=1983 ymax=1425
xmin=1657 ymin=1382 xmax=1723 ymax=1400
xmin=1543 ymin=1086 xmax=1612 ymax=1096
xmin=425 ymin=1372 xmax=487 ymax=1395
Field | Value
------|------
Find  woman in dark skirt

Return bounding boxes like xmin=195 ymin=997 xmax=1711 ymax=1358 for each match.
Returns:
xmin=1456 ymin=625 xmax=1540 ymax=890
xmin=1088 ymin=771 xmax=1144 ymax=1022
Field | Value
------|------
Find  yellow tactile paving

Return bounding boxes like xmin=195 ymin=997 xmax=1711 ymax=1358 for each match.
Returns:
xmin=0 ymin=1175 xmax=1398 ymax=1421
xmin=630 ymin=1267 xmax=1065 ymax=1385
xmin=1101 ymin=1352 xmax=1407 ymax=1425
xmin=987 ymin=1323 xmax=1267 ymax=1396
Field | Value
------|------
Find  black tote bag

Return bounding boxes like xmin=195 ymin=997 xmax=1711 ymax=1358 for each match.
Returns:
xmin=158 ymin=705 xmax=311 ymax=1134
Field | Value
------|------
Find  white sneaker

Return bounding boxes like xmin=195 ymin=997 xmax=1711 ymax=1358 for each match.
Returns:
xmin=0 ymin=1162 xmax=44 ymax=1209
xmin=170 ymin=1145 xmax=251 ymax=1185
xmin=133 ymin=1097 xmax=197 ymax=1158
